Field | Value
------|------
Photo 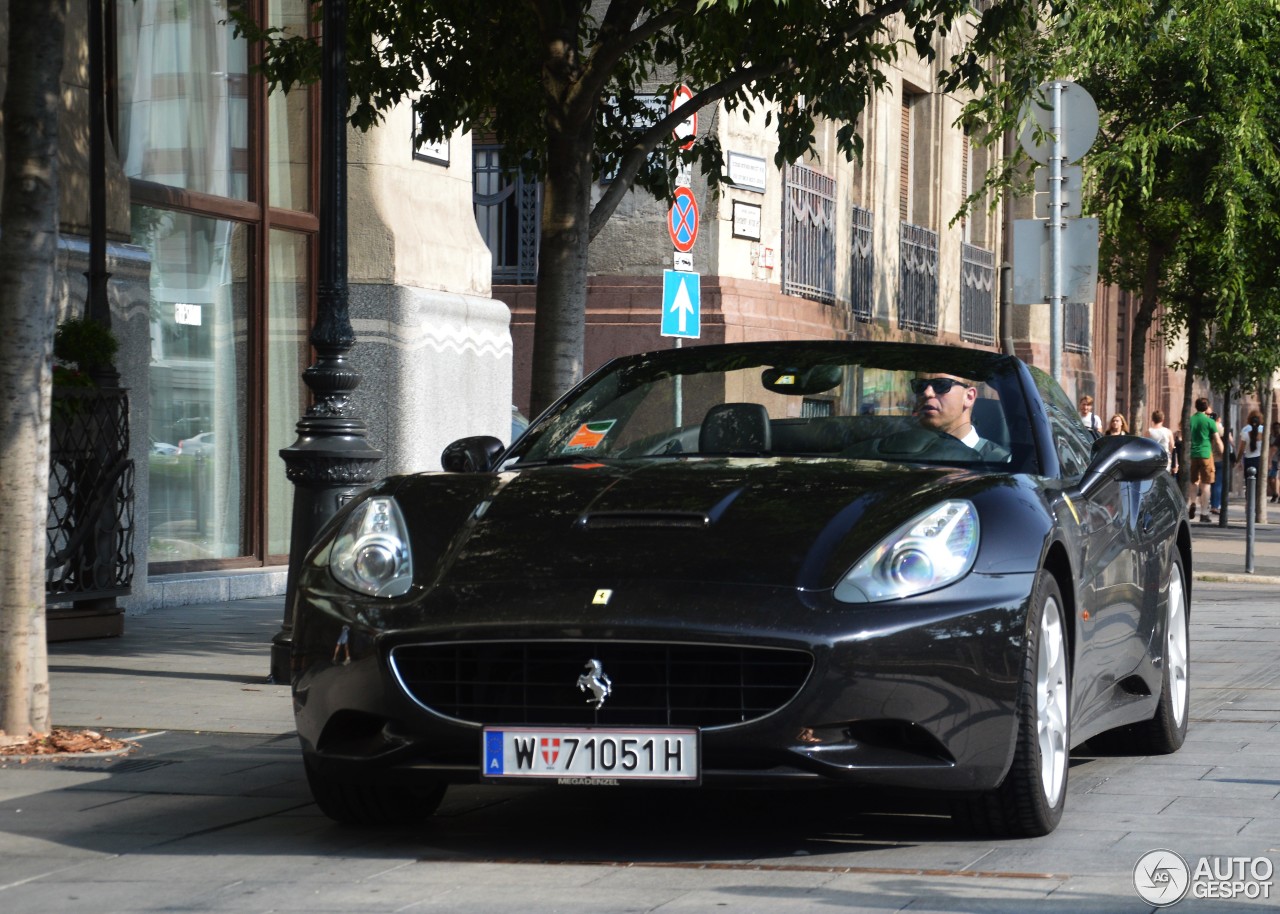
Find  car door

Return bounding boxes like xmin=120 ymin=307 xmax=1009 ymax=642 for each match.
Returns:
xmin=1035 ymin=381 xmax=1145 ymax=730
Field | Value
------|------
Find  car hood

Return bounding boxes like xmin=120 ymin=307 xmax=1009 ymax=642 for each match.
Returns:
xmin=391 ymin=458 xmax=998 ymax=591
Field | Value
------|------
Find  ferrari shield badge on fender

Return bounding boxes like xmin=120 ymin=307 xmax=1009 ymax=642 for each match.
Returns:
xmin=592 ymin=588 xmax=613 ymax=605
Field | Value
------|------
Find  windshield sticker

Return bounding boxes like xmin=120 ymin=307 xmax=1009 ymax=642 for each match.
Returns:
xmin=565 ymin=420 xmax=617 ymax=451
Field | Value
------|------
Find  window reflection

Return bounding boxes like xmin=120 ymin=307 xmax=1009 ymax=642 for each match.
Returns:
xmin=267 ymin=230 xmax=311 ymax=555
xmin=138 ymin=207 xmax=248 ymax=560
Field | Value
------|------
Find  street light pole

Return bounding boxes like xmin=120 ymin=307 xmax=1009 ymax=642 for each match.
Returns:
xmin=271 ymin=0 xmax=383 ymax=684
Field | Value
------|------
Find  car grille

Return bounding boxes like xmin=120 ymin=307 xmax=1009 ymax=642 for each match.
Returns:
xmin=390 ymin=641 xmax=813 ymax=728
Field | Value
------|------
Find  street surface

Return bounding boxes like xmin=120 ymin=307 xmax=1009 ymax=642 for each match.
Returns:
xmin=2 ymin=553 xmax=1278 ymax=911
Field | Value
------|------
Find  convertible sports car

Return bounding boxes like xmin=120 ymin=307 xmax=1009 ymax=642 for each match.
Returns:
xmin=289 ymin=341 xmax=1191 ymax=836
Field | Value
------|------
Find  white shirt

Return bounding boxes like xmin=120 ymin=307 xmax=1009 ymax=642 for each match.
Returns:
xmin=1147 ymin=426 xmax=1173 ymax=470
xmin=1240 ymin=424 xmax=1264 ymax=460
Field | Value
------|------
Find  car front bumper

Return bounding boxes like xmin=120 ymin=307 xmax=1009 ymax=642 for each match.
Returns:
xmin=291 ymin=570 xmax=1036 ymax=794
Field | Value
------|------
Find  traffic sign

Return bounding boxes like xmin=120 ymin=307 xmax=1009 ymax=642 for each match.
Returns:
xmin=1011 ymin=217 xmax=1099 ymax=304
xmin=668 ymin=186 xmax=699 ymax=253
xmin=661 ymin=270 xmax=701 ymax=339
xmin=1034 ymin=164 xmax=1083 ymax=218
xmin=671 ymin=85 xmax=697 ymax=151
xmin=1018 ymin=80 xmax=1098 ymax=165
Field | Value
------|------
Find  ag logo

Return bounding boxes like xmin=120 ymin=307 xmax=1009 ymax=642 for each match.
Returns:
xmin=1133 ymin=849 xmax=1190 ymax=906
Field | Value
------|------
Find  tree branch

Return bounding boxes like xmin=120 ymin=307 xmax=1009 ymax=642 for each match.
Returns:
xmin=589 ymin=60 xmax=792 ymax=238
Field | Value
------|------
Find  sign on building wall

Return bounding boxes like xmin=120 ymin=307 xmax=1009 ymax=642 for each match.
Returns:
xmin=727 ymin=152 xmax=767 ymax=193
xmin=732 ymin=201 xmax=761 ymax=240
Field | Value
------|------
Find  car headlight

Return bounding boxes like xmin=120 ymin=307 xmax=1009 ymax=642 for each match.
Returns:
xmin=835 ymin=500 xmax=979 ymax=603
xmin=329 ymin=496 xmax=414 ymax=598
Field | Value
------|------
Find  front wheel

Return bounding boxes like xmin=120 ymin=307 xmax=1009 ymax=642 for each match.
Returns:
xmin=956 ymin=571 xmax=1070 ymax=837
xmin=304 ymin=757 xmax=446 ymax=826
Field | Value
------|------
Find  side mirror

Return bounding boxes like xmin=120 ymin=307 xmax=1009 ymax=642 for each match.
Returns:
xmin=441 ymin=435 xmax=505 ymax=473
xmin=1080 ymin=434 xmax=1166 ymax=495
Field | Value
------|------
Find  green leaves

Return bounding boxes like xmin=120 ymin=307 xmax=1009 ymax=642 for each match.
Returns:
xmin=233 ymin=0 xmax=1034 ymax=210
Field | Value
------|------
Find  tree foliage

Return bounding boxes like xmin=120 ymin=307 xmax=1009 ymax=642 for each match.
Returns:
xmin=233 ymin=0 xmax=1052 ymax=411
xmin=960 ymin=0 xmax=1280 ymax=429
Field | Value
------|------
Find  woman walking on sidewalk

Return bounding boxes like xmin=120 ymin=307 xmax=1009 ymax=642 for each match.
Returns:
xmin=1238 ymin=411 xmax=1264 ymax=489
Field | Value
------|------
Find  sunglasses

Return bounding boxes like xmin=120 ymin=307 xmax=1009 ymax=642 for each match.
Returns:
xmin=910 ymin=377 xmax=970 ymax=396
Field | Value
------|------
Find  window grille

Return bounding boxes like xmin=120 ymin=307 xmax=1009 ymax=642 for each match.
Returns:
xmin=801 ymin=398 xmax=834 ymax=418
xmin=960 ymin=242 xmax=995 ymax=345
xmin=782 ymin=164 xmax=836 ymax=304
xmin=1065 ymin=301 xmax=1091 ymax=353
xmin=473 ymin=146 xmax=541 ymax=284
xmin=850 ymin=205 xmax=875 ymax=322
xmin=898 ymin=222 xmax=938 ymax=334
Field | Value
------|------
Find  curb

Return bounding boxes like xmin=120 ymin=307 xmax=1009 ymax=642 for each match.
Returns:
xmin=1193 ymin=572 xmax=1280 ymax=585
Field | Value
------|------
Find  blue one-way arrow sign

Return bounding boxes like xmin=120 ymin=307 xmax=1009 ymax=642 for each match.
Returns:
xmin=661 ymin=270 xmax=701 ymax=339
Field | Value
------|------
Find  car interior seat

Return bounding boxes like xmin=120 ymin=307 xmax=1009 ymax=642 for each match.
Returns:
xmin=699 ymin=402 xmax=772 ymax=454
xmin=971 ymin=398 xmax=1010 ymax=450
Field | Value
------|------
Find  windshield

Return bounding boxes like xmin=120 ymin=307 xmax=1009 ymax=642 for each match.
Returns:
xmin=506 ymin=343 xmax=1037 ymax=473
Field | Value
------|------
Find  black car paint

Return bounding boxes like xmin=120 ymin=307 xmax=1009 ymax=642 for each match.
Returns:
xmin=288 ymin=341 xmax=1190 ymax=802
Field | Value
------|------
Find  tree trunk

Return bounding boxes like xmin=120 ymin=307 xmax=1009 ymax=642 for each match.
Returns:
xmin=1127 ymin=244 xmax=1165 ymax=435
xmin=1177 ymin=302 xmax=1205 ymax=499
xmin=528 ymin=96 xmax=596 ymax=415
xmin=0 ymin=0 xmax=67 ymax=744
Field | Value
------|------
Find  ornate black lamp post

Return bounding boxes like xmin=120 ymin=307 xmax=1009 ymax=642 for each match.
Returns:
xmin=271 ymin=0 xmax=383 ymax=684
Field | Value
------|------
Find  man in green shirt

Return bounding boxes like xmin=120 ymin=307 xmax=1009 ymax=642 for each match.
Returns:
xmin=1187 ymin=396 xmax=1223 ymax=522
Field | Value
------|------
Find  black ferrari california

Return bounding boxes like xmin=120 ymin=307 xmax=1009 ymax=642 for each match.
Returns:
xmin=288 ymin=341 xmax=1191 ymax=836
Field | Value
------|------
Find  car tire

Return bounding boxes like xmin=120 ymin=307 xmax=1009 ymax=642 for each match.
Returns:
xmin=1108 ymin=551 xmax=1191 ymax=755
xmin=955 ymin=571 xmax=1069 ymax=837
xmin=304 ymin=757 xmax=446 ymax=826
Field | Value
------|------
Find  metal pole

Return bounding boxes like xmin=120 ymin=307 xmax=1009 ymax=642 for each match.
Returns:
xmin=271 ymin=0 xmax=384 ymax=684
xmin=86 ymin=0 xmax=111 ymax=335
xmin=1049 ymin=81 xmax=1064 ymax=383
xmin=1219 ymin=389 xmax=1232 ymax=527
xmin=1246 ymin=466 xmax=1257 ymax=573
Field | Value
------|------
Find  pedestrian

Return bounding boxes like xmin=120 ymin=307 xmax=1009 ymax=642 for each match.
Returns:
xmin=1171 ymin=426 xmax=1183 ymax=478
xmin=1148 ymin=410 xmax=1173 ymax=472
xmin=1270 ymin=426 xmax=1280 ymax=503
xmin=1237 ymin=410 xmax=1264 ymax=492
xmin=1105 ymin=413 xmax=1129 ymax=436
xmin=1187 ymin=397 xmax=1222 ymax=522
xmin=1210 ymin=411 xmax=1229 ymax=513
xmin=1078 ymin=395 xmax=1102 ymax=434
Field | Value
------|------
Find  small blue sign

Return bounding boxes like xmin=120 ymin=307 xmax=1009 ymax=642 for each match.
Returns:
xmin=661 ymin=270 xmax=701 ymax=339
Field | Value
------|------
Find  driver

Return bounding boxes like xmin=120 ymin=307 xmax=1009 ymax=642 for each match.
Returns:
xmin=842 ymin=372 xmax=1010 ymax=462
xmin=909 ymin=374 xmax=1009 ymax=460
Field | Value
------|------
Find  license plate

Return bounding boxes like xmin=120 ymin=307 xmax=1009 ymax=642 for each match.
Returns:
xmin=482 ymin=727 xmax=699 ymax=784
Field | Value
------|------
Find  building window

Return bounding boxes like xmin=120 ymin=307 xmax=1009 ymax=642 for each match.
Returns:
xmin=960 ymin=242 xmax=995 ymax=345
xmin=117 ymin=0 xmax=317 ymax=572
xmin=898 ymin=223 xmax=938 ymax=334
xmin=1065 ymin=302 xmax=1092 ymax=354
xmin=850 ymin=205 xmax=875 ymax=322
xmin=782 ymin=163 xmax=836 ymax=304
xmin=473 ymin=146 xmax=541 ymax=284
xmin=899 ymin=94 xmax=914 ymax=221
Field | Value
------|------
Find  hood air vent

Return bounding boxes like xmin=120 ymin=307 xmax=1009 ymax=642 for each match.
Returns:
xmin=577 ymin=511 xmax=710 ymax=530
